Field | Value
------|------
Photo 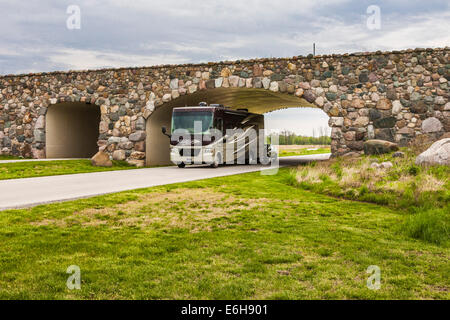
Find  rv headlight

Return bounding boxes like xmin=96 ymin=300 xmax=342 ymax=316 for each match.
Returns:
xmin=204 ymin=148 xmax=213 ymax=154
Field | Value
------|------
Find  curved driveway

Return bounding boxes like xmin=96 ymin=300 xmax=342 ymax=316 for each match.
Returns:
xmin=0 ymin=154 xmax=330 ymax=210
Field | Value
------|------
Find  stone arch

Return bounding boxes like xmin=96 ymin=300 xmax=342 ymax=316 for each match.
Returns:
xmin=1 ymin=48 xmax=446 ymax=164
xmin=45 ymin=101 xmax=101 ymax=158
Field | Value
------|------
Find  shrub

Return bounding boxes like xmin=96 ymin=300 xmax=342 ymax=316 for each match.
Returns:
xmin=403 ymin=208 xmax=450 ymax=246
xmin=331 ymin=162 xmax=343 ymax=179
xmin=345 ymin=189 xmax=356 ymax=198
xmin=285 ymin=169 xmax=298 ymax=186
xmin=358 ymin=185 xmax=369 ymax=196
xmin=408 ymin=165 xmax=421 ymax=176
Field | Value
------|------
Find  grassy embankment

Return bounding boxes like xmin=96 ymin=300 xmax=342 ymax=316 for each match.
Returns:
xmin=278 ymin=145 xmax=331 ymax=157
xmin=289 ymin=148 xmax=449 ymax=246
xmin=0 ymin=168 xmax=448 ymax=299
xmin=0 ymin=160 xmax=143 ymax=180
xmin=0 ymin=155 xmax=23 ymax=160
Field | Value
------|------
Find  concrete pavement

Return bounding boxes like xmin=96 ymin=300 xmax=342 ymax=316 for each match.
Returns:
xmin=0 ymin=154 xmax=330 ymax=210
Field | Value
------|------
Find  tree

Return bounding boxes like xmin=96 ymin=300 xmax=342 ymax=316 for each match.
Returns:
xmin=276 ymin=128 xmax=331 ymax=145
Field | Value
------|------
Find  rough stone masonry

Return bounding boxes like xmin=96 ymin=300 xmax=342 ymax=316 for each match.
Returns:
xmin=0 ymin=47 xmax=448 ymax=165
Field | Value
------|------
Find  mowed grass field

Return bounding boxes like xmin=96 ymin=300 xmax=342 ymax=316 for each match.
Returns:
xmin=0 ymin=168 xmax=448 ymax=299
xmin=0 ymin=155 xmax=24 ymax=160
xmin=278 ymin=145 xmax=331 ymax=157
xmin=0 ymin=159 xmax=145 ymax=180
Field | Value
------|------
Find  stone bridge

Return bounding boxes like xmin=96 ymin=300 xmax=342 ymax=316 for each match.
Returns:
xmin=0 ymin=47 xmax=448 ymax=166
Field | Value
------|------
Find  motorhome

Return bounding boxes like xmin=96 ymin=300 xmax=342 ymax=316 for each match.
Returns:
xmin=162 ymin=103 xmax=276 ymax=168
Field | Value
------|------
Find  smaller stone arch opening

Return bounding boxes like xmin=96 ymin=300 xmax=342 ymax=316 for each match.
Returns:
xmin=45 ymin=102 xmax=100 ymax=158
xmin=145 ymin=103 xmax=174 ymax=166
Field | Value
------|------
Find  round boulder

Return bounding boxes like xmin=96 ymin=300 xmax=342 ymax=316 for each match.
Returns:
xmin=422 ymin=117 xmax=443 ymax=133
xmin=415 ymin=138 xmax=450 ymax=166
xmin=363 ymin=139 xmax=399 ymax=155
xmin=91 ymin=151 xmax=112 ymax=167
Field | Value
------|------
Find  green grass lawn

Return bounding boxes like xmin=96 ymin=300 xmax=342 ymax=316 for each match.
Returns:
xmin=0 ymin=168 xmax=448 ymax=299
xmin=278 ymin=147 xmax=331 ymax=157
xmin=0 ymin=160 xmax=145 ymax=180
xmin=0 ymin=155 xmax=24 ymax=160
xmin=291 ymin=149 xmax=450 ymax=246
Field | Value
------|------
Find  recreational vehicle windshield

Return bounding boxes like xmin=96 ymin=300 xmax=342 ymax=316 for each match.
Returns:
xmin=171 ymin=111 xmax=213 ymax=134
xmin=162 ymin=103 xmax=276 ymax=168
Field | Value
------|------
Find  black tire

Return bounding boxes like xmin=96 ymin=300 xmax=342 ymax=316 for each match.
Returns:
xmin=247 ymin=151 xmax=258 ymax=165
xmin=210 ymin=153 xmax=221 ymax=168
xmin=177 ymin=162 xmax=186 ymax=168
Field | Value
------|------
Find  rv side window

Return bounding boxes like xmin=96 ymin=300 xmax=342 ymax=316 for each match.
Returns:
xmin=214 ymin=118 xmax=223 ymax=132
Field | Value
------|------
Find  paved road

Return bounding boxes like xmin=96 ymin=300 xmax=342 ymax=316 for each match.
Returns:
xmin=0 ymin=154 xmax=330 ymax=210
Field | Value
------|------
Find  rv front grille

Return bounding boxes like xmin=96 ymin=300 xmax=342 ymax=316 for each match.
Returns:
xmin=179 ymin=148 xmax=201 ymax=157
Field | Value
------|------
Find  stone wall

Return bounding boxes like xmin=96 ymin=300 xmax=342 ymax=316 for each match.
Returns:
xmin=0 ymin=47 xmax=448 ymax=164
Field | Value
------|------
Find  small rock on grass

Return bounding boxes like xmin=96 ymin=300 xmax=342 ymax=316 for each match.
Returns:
xmin=342 ymin=151 xmax=362 ymax=158
xmin=371 ymin=161 xmax=393 ymax=169
xmin=364 ymin=139 xmax=399 ymax=155
xmin=380 ymin=161 xmax=393 ymax=169
xmin=277 ymin=270 xmax=290 ymax=276
xmin=370 ymin=162 xmax=380 ymax=169
xmin=392 ymin=151 xmax=405 ymax=158
xmin=91 ymin=151 xmax=112 ymax=167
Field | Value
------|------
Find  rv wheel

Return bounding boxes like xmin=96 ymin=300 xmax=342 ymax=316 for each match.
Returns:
xmin=177 ymin=162 xmax=186 ymax=168
xmin=211 ymin=153 xmax=221 ymax=168
xmin=247 ymin=151 xmax=258 ymax=165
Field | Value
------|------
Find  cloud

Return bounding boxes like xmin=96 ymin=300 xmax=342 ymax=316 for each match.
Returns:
xmin=365 ymin=11 xmax=450 ymax=50
xmin=1 ymin=0 xmax=449 ymax=74
xmin=279 ymin=11 xmax=450 ymax=55
xmin=48 ymin=48 xmax=190 ymax=70
xmin=0 ymin=0 xmax=448 ymax=133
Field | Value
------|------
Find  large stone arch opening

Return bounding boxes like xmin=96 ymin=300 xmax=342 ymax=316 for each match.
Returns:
xmin=145 ymin=88 xmax=319 ymax=165
xmin=46 ymin=102 xmax=100 ymax=158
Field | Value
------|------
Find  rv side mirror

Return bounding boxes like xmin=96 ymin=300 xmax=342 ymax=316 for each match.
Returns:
xmin=161 ymin=126 xmax=171 ymax=138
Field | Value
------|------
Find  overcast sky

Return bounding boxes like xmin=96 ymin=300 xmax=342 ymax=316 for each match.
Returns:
xmin=1 ymin=0 xmax=449 ymax=135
